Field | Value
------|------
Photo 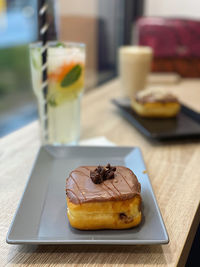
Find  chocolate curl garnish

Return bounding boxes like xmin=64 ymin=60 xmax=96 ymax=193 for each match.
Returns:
xmin=90 ymin=163 xmax=116 ymax=184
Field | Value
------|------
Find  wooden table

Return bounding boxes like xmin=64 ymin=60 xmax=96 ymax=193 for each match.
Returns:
xmin=0 ymin=78 xmax=200 ymax=266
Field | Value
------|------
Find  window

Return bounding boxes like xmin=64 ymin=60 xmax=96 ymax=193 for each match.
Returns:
xmin=0 ymin=0 xmax=143 ymax=136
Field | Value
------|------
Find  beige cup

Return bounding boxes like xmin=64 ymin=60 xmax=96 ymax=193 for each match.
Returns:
xmin=119 ymin=46 xmax=153 ymax=98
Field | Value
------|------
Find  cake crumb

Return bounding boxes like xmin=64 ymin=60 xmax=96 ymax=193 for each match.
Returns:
xmin=143 ymin=170 xmax=147 ymax=174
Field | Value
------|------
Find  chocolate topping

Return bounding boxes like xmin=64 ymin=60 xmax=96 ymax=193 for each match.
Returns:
xmin=135 ymin=88 xmax=179 ymax=104
xmin=66 ymin=166 xmax=141 ymax=204
xmin=119 ymin=212 xmax=133 ymax=223
xmin=119 ymin=213 xmax=127 ymax=219
xmin=90 ymin=163 xmax=116 ymax=184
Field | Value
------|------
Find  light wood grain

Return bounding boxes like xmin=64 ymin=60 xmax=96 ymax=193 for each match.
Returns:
xmin=0 ymin=78 xmax=200 ymax=267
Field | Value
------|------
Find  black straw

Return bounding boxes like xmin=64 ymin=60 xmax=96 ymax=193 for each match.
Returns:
xmin=39 ymin=0 xmax=48 ymax=141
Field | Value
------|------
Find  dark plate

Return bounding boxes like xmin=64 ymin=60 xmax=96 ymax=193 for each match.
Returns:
xmin=112 ymin=98 xmax=200 ymax=141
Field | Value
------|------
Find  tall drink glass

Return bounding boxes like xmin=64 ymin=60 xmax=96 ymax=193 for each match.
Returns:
xmin=119 ymin=46 xmax=152 ymax=98
xmin=30 ymin=41 xmax=85 ymax=145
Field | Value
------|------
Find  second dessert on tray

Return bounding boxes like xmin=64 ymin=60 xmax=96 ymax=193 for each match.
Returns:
xmin=131 ymin=88 xmax=180 ymax=118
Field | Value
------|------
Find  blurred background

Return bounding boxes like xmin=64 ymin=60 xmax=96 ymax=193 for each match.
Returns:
xmin=1 ymin=0 xmax=200 ymax=137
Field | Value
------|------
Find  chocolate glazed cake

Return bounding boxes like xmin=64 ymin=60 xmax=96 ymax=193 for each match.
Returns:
xmin=66 ymin=164 xmax=142 ymax=230
xmin=131 ymin=88 xmax=180 ymax=118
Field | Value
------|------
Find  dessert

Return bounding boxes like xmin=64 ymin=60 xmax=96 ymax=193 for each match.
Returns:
xmin=131 ymin=88 xmax=180 ymax=118
xmin=66 ymin=164 xmax=142 ymax=230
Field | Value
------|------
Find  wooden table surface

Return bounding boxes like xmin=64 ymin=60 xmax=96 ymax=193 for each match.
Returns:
xmin=0 ymin=78 xmax=200 ymax=267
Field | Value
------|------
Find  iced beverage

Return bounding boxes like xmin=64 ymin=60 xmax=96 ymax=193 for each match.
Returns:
xmin=30 ymin=41 xmax=85 ymax=145
xmin=119 ymin=46 xmax=152 ymax=98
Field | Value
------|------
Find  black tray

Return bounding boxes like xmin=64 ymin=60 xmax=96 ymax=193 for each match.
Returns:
xmin=112 ymin=98 xmax=200 ymax=141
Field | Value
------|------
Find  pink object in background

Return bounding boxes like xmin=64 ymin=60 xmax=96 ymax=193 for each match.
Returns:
xmin=136 ymin=17 xmax=200 ymax=58
xmin=135 ymin=17 xmax=200 ymax=77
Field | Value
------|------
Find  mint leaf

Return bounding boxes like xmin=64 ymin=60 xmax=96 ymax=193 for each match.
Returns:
xmin=55 ymin=42 xmax=66 ymax=47
xmin=31 ymin=52 xmax=41 ymax=70
xmin=61 ymin=64 xmax=82 ymax=87
xmin=32 ymin=56 xmax=38 ymax=69
xmin=48 ymin=95 xmax=57 ymax=107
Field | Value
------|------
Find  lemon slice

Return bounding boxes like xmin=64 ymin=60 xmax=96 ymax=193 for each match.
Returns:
xmin=48 ymin=77 xmax=84 ymax=107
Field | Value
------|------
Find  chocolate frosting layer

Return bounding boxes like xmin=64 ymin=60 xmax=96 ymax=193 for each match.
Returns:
xmin=135 ymin=88 xmax=179 ymax=104
xmin=66 ymin=166 xmax=141 ymax=204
